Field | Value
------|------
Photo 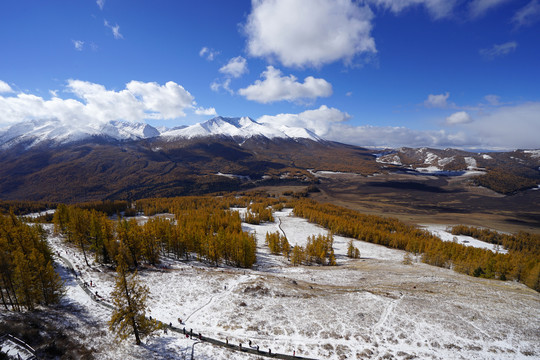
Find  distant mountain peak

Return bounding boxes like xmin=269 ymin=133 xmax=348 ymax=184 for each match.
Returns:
xmin=160 ymin=116 xmax=320 ymax=142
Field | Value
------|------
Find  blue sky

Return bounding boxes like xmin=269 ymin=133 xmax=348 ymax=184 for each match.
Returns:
xmin=0 ymin=0 xmax=539 ymax=149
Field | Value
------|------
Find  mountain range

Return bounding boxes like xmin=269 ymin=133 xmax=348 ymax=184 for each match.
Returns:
xmin=0 ymin=116 xmax=320 ymax=150
xmin=0 ymin=117 xmax=538 ymax=202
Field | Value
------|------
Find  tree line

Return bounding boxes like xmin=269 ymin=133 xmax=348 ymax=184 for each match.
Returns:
xmin=450 ymin=225 xmax=540 ymax=254
xmin=292 ymin=199 xmax=540 ymax=291
xmin=53 ymin=198 xmax=258 ymax=269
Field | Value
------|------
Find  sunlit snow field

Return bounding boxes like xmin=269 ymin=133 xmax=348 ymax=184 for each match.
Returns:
xmin=42 ymin=209 xmax=540 ymax=360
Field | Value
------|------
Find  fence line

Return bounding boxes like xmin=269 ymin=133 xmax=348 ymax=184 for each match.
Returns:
xmin=0 ymin=333 xmax=38 ymax=360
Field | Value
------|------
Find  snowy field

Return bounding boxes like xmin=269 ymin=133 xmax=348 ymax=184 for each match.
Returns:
xmin=28 ymin=210 xmax=540 ymax=359
xmin=420 ymin=224 xmax=508 ymax=254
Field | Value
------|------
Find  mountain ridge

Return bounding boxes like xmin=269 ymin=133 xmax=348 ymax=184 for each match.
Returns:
xmin=0 ymin=116 xmax=321 ymax=150
xmin=0 ymin=118 xmax=538 ymax=202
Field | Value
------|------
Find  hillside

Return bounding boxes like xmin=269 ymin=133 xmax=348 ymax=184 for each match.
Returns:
xmin=0 ymin=118 xmax=538 ymax=203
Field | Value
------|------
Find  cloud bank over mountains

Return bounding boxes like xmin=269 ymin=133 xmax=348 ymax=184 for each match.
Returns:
xmin=0 ymin=79 xmax=538 ymax=150
xmin=0 ymin=80 xmax=199 ymax=127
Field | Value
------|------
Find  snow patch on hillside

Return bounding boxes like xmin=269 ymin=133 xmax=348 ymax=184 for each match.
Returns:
xmin=524 ymin=150 xmax=540 ymax=158
xmin=464 ymin=156 xmax=477 ymax=169
xmin=420 ymin=224 xmax=508 ymax=254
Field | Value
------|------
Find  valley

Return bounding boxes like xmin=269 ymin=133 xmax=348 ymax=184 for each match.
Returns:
xmin=2 ymin=207 xmax=538 ymax=360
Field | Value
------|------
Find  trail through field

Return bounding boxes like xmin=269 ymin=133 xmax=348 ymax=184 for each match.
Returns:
xmin=184 ymin=273 xmax=252 ymax=323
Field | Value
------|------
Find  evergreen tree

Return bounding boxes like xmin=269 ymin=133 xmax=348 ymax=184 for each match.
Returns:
xmin=109 ymin=255 xmax=159 ymax=345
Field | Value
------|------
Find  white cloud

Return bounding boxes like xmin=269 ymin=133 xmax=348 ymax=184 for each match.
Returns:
xmin=424 ymin=92 xmax=450 ymax=108
xmin=195 ymin=107 xmax=218 ymax=116
xmin=258 ymin=105 xmax=467 ymax=148
xmin=124 ymin=80 xmax=195 ymax=119
xmin=258 ymin=105 xmax=350 ymax=135
xmin=238 ymin=66 xmax=332 ymax=103
xmin=368 ymin=0 xmax=458 ymax=19
xmin=0 ymin=80 xmax=196 ymax=127
xmin=72 ymin=40 xmax=84 ymax=51
xmin=199 ymin=47 xmax=219 ymax=61
xmin=484 ymin=94 xmax=500 ymax=106
xmin=210 ymin=78 xmax=233 ymax=95
xmin=512 ymin=0 xmax=540 ymax=27
xmin=468 ymin=0 xmax=510 ymax=18
xmin=219 ymin=57 xmax=248 ymax=78
xmin=445 ymin=111 xmax=472 ymax=125
xmin=97 ymin=0 xmax=105 ymax=10
xmin=479 ymin=41 xmax=517 ymax=59
xmin=468 ymin=102 xmax=540 ymax=149
xmin=104 ymin=20 xmax=123 ymax=39
xmin=244 ymin=0 xmax=376 ymax=68
xmin=0 ymin=80 xmax=13 ymax=94
xmin=258 ymin=102 xmax=540 ymax=149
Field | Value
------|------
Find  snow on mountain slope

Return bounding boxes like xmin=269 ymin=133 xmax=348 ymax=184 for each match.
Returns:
xmin=0 ymin=116 xmax=321 ymax=149
xmin=0 ymin=118 xmax=161 ymax=149
xmin=160 ymin=116 xmax=320 ymax=142
xmin=101 ymin=120 xmax=160 ymax=140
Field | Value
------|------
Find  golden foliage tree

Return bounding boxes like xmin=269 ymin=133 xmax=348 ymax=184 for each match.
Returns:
xmin=291 ymin=245 xmax=305 ymax=266
xmin=109 ymin=256 xmax=159 ymax=345
xmin=347 ymin=239 xmax=360 ymax=259
xmin=0 ymin=213 xmax=63 ymax=310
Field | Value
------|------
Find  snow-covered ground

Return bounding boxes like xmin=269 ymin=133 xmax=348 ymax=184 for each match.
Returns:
xmin=35 ymin=210 xmax=540 ymax=359
xmin=22 ymin=209 xmax=56 ymax=219
xmin=420 ymin=224 xmax=508 ymax=254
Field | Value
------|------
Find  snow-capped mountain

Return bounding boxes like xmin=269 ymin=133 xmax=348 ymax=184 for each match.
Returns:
xmin=160 ymin=116 xmax=321 ymax=142
xmin=0 ymin=116 xmax=320 ymax=150
xmin=0 ymin=118 xmax=160 ymax=149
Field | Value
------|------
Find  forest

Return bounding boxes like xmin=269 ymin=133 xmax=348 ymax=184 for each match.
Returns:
xmin=0 ymin=212 xmax=63 ymax=311
xmin=2 ymin=192 xmax=539 ymax=316
xmin=52 ymin=197 xmax=260 ymax=270
xmin=291 ymin=198 xmax=540 ymax=291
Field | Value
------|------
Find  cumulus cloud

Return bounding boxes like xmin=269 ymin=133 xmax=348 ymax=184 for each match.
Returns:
xmin=0 ymin=81 xmax=13 ymax=94
xmin=424 ymin=92 xmax=450 ymax=108
xmin=244 ymin=0 xmax=376 ymax=68
xmin=238 ymin=66 xmax=332 ymax=103
xmin=0 ymin=80 xmax=196 ymax=127
xmin=104 ymin=20 xmax=123 ymax=39
xmin=479 ymin=41 xmax=517 ymax=59
xmin=258 ymin=105 xmax=350 ymax=135
xmin=199 ymin=47 xmax=219 ymax=61
xmin=97 ymin=0 xmax=105 ymax=10
xmin=195 ymin=107 xmax=218 ymax=116
xmin=445 ymin=111 xmax=472 ymax=125
xmin=512 ymin=0 xmax=540 ymax=27
xmin=368 ymin=0 xmax=458 ymax=19
xmin=219 ymin=57 xmax=248 ymax=78
xmin=72 ymin=40 xmax=84 ymax=51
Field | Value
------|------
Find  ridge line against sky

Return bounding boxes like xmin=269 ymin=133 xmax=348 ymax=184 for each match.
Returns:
xmin=0 ymin=0 xmax=539 ymax=150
